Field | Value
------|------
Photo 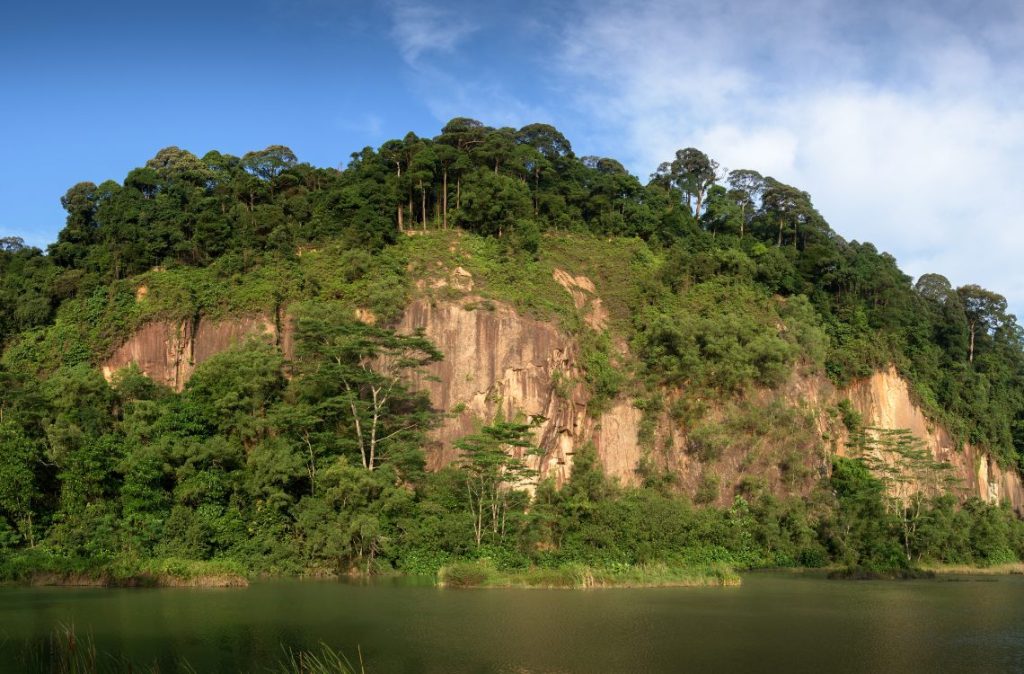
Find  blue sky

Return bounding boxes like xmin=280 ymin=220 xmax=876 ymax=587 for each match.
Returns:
xmin=3 ymin=0 xmax=1023 ymax=311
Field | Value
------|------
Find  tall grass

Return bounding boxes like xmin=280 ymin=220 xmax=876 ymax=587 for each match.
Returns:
xmin=19 ymin=624 xmax=362 ymax=673
xmin=274 ymin=643 xmax=365 ymax=674
xmin=437 ymin=560 xmax=740 ymax=589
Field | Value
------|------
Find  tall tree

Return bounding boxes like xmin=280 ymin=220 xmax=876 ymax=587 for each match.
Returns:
xmin=957 ymin=284 xmax=1009 ymax=363
xmin=293 ymin=308 xmax=442 ymax=472
xmin=727 ymin=169 xmax=765 ymax=238
xmin=455 ymin=419 xmax=540 ymax=546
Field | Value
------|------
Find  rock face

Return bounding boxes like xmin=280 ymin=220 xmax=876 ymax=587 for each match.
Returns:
xmin=101 ymin=297 xmax=1024 ymax=512
xmin=102 ymin=316 xmax=280 ymax=391
xmin=844 ymin=368 xmax=1024 ymax=512
xmin=398 ymin=297 xmax=589 ymax=484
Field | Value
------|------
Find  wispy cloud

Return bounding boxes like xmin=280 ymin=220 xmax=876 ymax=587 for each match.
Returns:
xmin=381 ymin=0 xmax=549 ymax=129
xmin=387 ymin=0 xmax=479 ymax=66
xmin=556 ymin=0 xmax=1024 ymax=310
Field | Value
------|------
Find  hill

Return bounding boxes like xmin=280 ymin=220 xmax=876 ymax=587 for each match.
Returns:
xmin=1 ymin=119 xmax=1022 ymax=579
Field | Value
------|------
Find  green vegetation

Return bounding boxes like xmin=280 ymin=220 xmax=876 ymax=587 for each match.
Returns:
xmin=0 ymin=119 xmax=1022 ymax=582
xmin=19 ymin=623 xmax=363 ymax=673
xmin=437 ymin=559 xmax=739 ymax=588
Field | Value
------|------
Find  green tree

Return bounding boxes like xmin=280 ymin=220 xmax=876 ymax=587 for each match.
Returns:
xmin=956 ymin=284 xmax=1009 ymax=363
xmin=455 ymin=419 xmax=541 ymax=547
xmin=293 ymin=307 xmax=442 ymax=472
xmin=851 ymin=427 xmax=955 ymax=562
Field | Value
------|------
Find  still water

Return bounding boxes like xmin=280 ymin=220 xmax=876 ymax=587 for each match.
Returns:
xmin=1 ymin=573 xmax=1023 ymax=673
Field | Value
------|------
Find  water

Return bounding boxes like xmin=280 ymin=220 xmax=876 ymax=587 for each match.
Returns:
xmin=1 ymin=573 xmax=1023 ymax=673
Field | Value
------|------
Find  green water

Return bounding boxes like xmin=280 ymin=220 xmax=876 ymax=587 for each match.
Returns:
xmin=1 ymin=573 xmax=1023 ymax=673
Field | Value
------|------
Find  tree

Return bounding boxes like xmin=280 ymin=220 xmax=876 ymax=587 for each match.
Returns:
xmin=241 ymin=146 xmax=298 ymax=188
xmin=850 ymin=427 xmax=955 ymax=562
xmin=145 ymin=146 xmax=211 ymax=186
xmin=915 ymin=273 xmax=956 ymax=305
xmin=957 ymin=284 xmax=1009 ymax=363
xmin=454 ymin=169 xmax=532 ymax=238
xmin=726 ymin=169 xmax=764 ymax=238
xmin=293 ymin=307 xmax=442 ymax=472
xmin=652 ymin=148 xmax=720 ymax=220
xmin=760 ymin=178 xmax=823 ymax=248
xmin=437 ymin=117 xmax=488 ymax=210
xmin=0 ymin=423 xmax=40 ymax=547
xmin=828 ymin=457 xmax=903 ymax=569
xmin=455 ymin=418 xmax=541 ymax=546
xmin=183 ymin=340 xmax=287 ymax=449
xmin=408 ymin=142 xmax=437 ymax=230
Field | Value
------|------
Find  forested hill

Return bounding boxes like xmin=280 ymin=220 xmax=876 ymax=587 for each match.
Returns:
xmin=0 ymin=118 xmax=1023 ymax=579
xmin=4 ymin=118 xmax=1022 ymax=468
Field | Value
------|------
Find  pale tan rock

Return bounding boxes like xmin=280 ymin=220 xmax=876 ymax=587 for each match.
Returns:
xmin=552 ymin=268 xmax=607 ymax=331
xmin=354 ymin=308 xmax=377 ymax=325
xmin=98 ymin=299 xmax=1024 ymax=512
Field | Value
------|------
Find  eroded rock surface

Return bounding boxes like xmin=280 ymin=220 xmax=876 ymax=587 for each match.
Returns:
xmin=103 ymin=316 xmax=279 ymax=391
xmin=844 ymin=368 xmax=1024 ymax=511
xmin=398 ymin=297 xmax=589 ymax=484
xmin=100 ymin=297 xmax=1023 ymax=511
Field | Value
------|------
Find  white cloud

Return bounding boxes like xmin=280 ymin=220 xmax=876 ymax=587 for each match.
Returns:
xmin=387 ymin=0 xmax=479 ymax=66
xmin=382 ymin=0 xmax=550 ymax=130
xmin=556 ymin=0 xmax=1024 ymax=312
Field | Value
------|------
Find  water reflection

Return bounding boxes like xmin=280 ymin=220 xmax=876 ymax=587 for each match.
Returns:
xmin=1 ymin=574 xmax=1022 ymax=673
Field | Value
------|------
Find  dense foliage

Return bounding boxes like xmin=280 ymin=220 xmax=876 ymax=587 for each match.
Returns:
xmin=1 ymin=118 xmax=1022 ymax=578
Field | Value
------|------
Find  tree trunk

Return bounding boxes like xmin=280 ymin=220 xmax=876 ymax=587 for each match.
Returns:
xmin=533 ymin=169 xmax=539 ymax=216
xmin=396 ymin=164 xmax=403 ymax=231
xmin=442 ymin=169 xmax=448 ymax=229
xmin=969 ymin=321 xmax=976 ymax=363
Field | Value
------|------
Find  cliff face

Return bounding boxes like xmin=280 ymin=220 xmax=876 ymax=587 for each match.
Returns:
xmin=843 ymin=369 xmax=1024 ymax=512
xmin=398 ymin=297 xmax=590 ymax=484
xmin=101 ymin=298 xmax=1024 ymax=512
xmin=102 ymin=316 xmax=280 ymax=391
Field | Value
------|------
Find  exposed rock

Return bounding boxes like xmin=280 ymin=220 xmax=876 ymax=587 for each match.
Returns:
xmin=843 ymin=367 xmax=1024 ymax=511
xmin=552 ymin=268 xmax=607 ymax=331
xmin=398 ymin=297 xmax=587 ymax=486
xmin=102 ymin=316 xmax=278 ymax=391
xmin=99 ymin=296 xmax=1023 ymax=512
xmin=354 ymin=308 xmax=377 ymax=325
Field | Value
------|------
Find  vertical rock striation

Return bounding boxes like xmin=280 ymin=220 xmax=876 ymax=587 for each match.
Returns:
xmin=100 ymin=299 xmax=1023 ymax=512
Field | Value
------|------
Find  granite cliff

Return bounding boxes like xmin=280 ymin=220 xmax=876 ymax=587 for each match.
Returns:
xmin=101 ymin=278 xmax=1024 ymax=513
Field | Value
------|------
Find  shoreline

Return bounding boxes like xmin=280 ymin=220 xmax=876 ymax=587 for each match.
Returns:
xmin=436 ymin=561 xmax=741 ymax=589
xmin=7 ymin=559 xmax=1023 ymax=591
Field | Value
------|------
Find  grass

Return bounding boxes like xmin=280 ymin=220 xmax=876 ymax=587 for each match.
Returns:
xmin=921 ymin=562 xmax=1024 ymax=576
xmin=20 ymin=624 xmax=362 ymax=673
xmin=437 ymin=560 xmax=740 ymax=589
xmin=0 ymin=551 xmax=248 ymax=588
xmin=274 ymin=643 xmax=365 ymax=674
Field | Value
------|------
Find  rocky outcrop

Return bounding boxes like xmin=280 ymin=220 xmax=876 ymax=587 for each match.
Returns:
xmin=102 ymin=316 xmax=280 ymax=390
xmin=398 ymin=297 xmax=590 ymax=484
xmin=843 ymin=368 xmax=1024 ymax=512
xmin=553 ymin=268 xmax=608 ymax=331
xmin=100 ymin=296 xmax=1023 ymax=512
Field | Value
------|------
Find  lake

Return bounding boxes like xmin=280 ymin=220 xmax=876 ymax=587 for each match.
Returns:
xmin=1 ymin=572 xmax=1023 ymax=672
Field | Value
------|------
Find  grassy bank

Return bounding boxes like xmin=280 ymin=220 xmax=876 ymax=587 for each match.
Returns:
xmin=922 ymin=562 xmax=1024 ymax=576
xmin=436 ymin=560 xmax=740 ymax=589
xmin=0 ymin=552 xmax=249 ymax=588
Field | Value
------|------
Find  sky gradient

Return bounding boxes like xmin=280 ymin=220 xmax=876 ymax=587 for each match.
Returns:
xmin=3 ymin=0 xmax=1022 ymax=311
